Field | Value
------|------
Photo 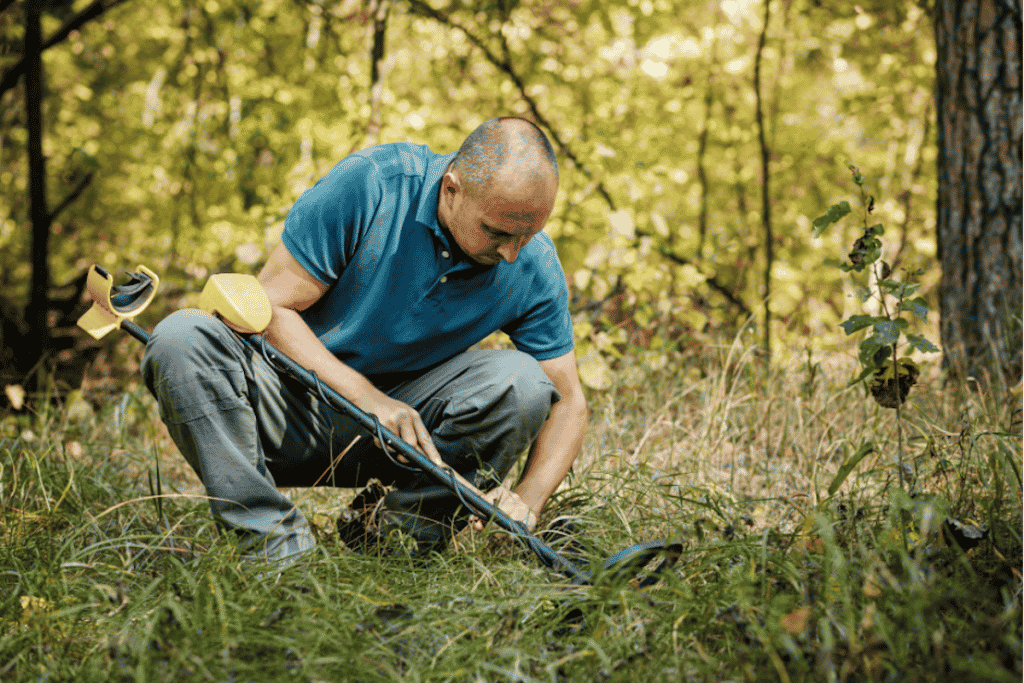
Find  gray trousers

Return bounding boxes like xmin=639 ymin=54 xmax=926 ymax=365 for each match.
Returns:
xmin=141 ymin=309 xmax=560 ymax=563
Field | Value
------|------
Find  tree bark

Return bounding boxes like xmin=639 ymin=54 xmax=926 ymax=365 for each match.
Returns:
xmin=25 ymin=3 xmax=51 ymax=360
xmin=934 ymin=0 xmax=1023 ymax=387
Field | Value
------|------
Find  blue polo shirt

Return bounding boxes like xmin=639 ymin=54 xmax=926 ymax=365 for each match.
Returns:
xmin=281 ymin=142 xmax=574 ymax=379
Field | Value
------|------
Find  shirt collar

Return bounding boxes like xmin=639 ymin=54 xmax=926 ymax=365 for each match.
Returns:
xmin=415 ymin=150 xmax=491 ymax=274
xmin=415 ymin=151 xmax=457 ymax=248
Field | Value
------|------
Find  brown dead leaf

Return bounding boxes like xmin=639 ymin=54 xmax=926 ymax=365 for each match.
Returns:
xmin=804 ymin=536 xmax=826 ymax=554
xmin=781 ymin=606 xmax=812 ymax=635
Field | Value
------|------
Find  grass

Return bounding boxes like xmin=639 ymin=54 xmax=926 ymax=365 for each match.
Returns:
xmin=1 ymin=341 xmax=1021 ymax=682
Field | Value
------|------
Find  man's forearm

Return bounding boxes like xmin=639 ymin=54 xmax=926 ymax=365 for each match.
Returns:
xmin=264 ymin=305 xmax=380 ymax=409
xmin=513 ymin=384 xmax=588 ymax=514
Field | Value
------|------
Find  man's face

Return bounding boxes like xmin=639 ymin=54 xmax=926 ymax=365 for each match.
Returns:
xmin=439 ymin=167 xmax=555 ymax=265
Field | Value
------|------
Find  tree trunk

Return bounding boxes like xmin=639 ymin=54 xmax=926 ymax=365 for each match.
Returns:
xmin=366 ymin=0 xmax=391 ymax=146
xmin=754 ymin=0 xmax=773 ymax=365
xmin=25 ymin=3 xmax=52 ymax=363
xmin=934 ymin=0 xmax=1023 ymax=388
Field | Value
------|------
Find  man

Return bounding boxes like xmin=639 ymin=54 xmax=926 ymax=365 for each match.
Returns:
xmin=142 ymin=116 xmax=588 ymax=564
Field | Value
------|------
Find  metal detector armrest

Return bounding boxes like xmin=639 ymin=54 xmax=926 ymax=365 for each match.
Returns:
xmin=197 ymin=273 xmax=272 ymax=334
xmin=77 ymin=264 xmax=160 ymax=339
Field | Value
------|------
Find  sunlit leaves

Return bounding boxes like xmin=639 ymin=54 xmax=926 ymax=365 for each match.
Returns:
xmin=0 ymin=0 xmax=940 ymax=375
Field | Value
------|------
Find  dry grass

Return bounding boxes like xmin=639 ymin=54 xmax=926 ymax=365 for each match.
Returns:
xmin=1 ymin=338 xmax=1020 ymax=681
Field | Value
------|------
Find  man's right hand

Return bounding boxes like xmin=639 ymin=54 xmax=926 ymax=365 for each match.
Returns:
xmin=257 ymin=243 xmax=494 ymax=514
xmin=355 ymin=390 xmax=444 ymax=468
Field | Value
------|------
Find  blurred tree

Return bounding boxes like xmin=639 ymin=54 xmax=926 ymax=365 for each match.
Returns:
xmin=24 ymin=2 xmax=50 ymax=364
xmin=0 ymin=0 xmax=127 ymax=382
xmin=934 ymin=0 xmax=1022 ymax=387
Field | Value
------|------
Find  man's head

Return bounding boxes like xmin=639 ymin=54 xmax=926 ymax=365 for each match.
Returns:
xmin=437 ymin=117 xmax=558 ymax=265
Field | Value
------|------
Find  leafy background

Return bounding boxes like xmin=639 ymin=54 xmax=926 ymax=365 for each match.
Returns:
xmin=1 ymin=3 xmax=1021 ymax=681
xmin=0 ymin=0 xmax=940 ymax=390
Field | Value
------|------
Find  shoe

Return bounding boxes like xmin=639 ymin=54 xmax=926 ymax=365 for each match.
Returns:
xmin=337 ymin=480 xmax=388 ymax=551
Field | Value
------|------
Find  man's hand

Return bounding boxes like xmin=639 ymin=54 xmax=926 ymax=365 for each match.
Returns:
xmin=473 ymin=485 xmax=538 ymax=533
xmin=357 ymin=390 xmax=444 ymax=468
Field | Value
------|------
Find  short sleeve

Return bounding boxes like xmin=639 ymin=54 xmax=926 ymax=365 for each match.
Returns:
xmin=281 ymin=155 xmax=382 ymax=285
xmin=502 ymin=236 xmax=575 ymax=360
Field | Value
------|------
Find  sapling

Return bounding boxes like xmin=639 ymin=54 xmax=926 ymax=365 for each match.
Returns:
xmin=812 ymin=165 xmax=940 ymax=491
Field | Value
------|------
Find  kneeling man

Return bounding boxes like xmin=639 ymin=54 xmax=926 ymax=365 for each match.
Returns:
xmin=142 ymin=116 xmax=587 ymax=563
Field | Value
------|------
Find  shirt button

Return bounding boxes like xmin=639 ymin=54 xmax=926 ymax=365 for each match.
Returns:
xmin=440 ymin=276 xmax=448 ymax=284
xmin=441 ymin=251 xmax=450 ymax=259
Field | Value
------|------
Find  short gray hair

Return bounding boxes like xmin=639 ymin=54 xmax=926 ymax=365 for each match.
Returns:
xmin=453 ymin=117 xmax=558 ymax=196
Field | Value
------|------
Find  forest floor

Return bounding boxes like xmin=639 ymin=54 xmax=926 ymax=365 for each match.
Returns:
xmin=1 ymin=341 xmax=1021 ymax=682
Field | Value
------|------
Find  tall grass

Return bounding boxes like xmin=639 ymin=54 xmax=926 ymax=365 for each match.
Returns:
xmin=1 ymin=344 xmax=1020 ymax=682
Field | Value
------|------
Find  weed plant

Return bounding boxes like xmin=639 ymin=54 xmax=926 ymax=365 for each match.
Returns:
xmin=1 ymin=345 xmax=1021 ymax=682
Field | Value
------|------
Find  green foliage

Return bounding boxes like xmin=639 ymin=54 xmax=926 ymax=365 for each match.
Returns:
xmin=0 ymin=0 xmax=940 ymax=381
xmin=812 ymin=165 xmax=938 ymax=408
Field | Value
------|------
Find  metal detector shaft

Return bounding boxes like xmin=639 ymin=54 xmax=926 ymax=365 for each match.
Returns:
xmin=121 ymin=319 xmax=153 ymax=346
xmin=122 ymin=318 xmax=590 ymax=584
xmin=236 ymin=331 xmax=593 ymax=585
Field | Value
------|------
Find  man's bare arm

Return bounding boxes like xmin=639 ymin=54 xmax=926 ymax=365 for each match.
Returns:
xmin=513 ymin=350 xmax=588 ymax=515
xmin=256 ymin=243 xmax=443 ymax=465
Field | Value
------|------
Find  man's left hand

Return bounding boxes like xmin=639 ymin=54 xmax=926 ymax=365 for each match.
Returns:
xmin=473 ymin=485 xmax=538 ymax=533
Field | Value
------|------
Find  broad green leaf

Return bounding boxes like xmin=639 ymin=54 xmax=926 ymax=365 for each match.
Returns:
xmin=899 ymin=298 xmax=929 ymax=322
xmin=829 ymin=441 xmax=875 ymax=496
xmin=873 ymin=319 xmax=900 ymax=345
xmin=906 ymin=334 xmax=940 ymax=353
xmin=839 ymin=315 xmax=876 ymax=335
xmin=811 ymin=201 xmax=851 ymax=236
xmin=859 ymin=333 xmax=890 ymax=366
xmin=877 ymin=280 xmax=921 ymax=298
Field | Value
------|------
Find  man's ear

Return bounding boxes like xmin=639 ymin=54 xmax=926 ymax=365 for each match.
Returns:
xmin=442 ymin=167 xmax=462 ymax=196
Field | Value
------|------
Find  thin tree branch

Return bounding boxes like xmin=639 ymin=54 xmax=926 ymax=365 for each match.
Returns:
xmin=25 ymin=3 xmax=50 ymax=355
xmin=49 ymin=171 xmax=94 ymax=224
xmin=0 ymin=0 xmax=131 ymax=102
xmin=407 ymin=0 xmax=617 ymax=210
xmin=754 ymin=0 xmax=773 ymax=364
xmin=640 ymin=232 xmax=753 ymax=318
xmin=366 ymin=0 xmax=391 ymax=145
xmin=696 ymin=6 xmax=722 ymax=256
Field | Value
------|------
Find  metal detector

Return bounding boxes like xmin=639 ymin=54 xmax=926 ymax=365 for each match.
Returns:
xmin=77 ymin=265 xmax=682 ymax=588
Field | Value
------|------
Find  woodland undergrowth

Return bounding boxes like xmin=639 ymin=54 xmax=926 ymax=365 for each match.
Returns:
xmin=1 ymin=341 xmax=1021 ymax=682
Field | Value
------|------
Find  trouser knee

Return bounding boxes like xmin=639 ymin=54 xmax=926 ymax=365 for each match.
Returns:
xmin=500 ymin=351 xmax=560 ymax=436
xmin=424 ymin=350 xmax=559 ymax=488
xmin=478 ymin=350 xmax=559 ymax=476
xmin=141 ymin=309 xmax=251 ymax=423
